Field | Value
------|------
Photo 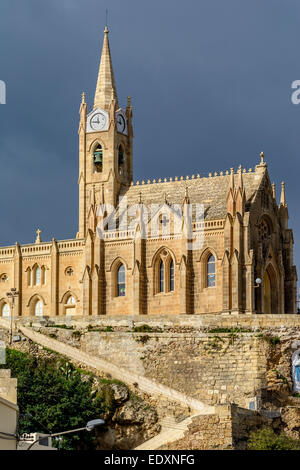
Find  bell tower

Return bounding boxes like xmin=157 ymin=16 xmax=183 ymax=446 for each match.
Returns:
xmin=78 ymin=26 xmax=133 ymax=238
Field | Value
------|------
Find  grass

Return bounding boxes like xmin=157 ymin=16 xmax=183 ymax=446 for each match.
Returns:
xmin=46 ymin=324 xmax=73 ymax=330
xmin=208 ymin=327 xmax=253 ymax=333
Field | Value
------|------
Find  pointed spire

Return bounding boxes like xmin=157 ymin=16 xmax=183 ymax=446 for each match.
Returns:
xmin=280 ymin=181 xmax=286 ymax=206
xmin=272 ymin=183 xmax=276 ymax=200
xmin=182 ymin=186 xmax=190 ymax=206
xmin=230 ymin=168 xmax=235 ymax=190
xmin=238 ymin=165 xmax=243 ymax=190
xmin=94 ymin=26 xmax=118 ymax=111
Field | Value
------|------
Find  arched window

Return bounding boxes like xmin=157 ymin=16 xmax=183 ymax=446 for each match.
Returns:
xmin=35 ymin=300 xmax=43 ymax=316
xmin=67 ymin=296 xmax=76 ymax=305
xmin=207 ymin=254 xmax=216 ymax=287
xmin=169 ymin=260 xmax=174 ymax=292
xmin=159 ymin=260 xmax=164 ymax=293
xmin=117 ymin=264 xmax=126 ymax=297
xmin=2 ymin=303 xmax=10 ymax=317
xmin=35 ymin=266 xmax=41 ymax=285
xmin=93 ymin=144 xmax=103 ymax=173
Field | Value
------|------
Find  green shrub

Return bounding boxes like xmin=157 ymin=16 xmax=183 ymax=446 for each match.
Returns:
xmin=48 ymin=324 xmax=73 ymax=330
xmin=0 ymin=349 xmax=108 ymax=450
xmin=104 ymin=326 xmax=113 ymax=332
xmin=71 ymin=330 xmax=82 ymax=339
xmin=248 ymin=428 xmax=300 ymax=450
xmin=262 ymin=335 xmax=281 ymax=346
xmin=208 ymin=327 xmax=252 ymax=333
xmin=133 ymin=324 xmax=153 ymax=333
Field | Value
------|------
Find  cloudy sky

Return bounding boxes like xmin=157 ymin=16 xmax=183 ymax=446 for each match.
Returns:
xmin=0 ymin=0 xmax=300 ymax=277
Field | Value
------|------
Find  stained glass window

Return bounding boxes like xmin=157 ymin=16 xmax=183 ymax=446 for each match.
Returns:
xmin=159 ymin=260 xmax=164 ymax=293
xmin=117 ymin=264 xmax=126 ymax=297
xmin=170 ymin=260 xmax=174 ymax=292
xmin=207 ymin=254 xmax=216 ymax=287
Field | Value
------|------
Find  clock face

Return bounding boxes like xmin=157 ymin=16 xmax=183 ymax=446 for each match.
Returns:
xmin=116 ymin=113 xmax=126 ymax=133
xmin=90 ymin=113 xmax=106 ymax=131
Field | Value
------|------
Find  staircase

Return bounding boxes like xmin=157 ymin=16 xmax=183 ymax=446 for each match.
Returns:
xmin=135 ymin=415 xmax=196 ymax=450
xmin=0 ymin=318 xmax=216 ymax=450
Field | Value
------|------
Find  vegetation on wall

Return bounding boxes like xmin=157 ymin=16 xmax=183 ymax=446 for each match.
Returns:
xmin=248 ymin=428 xmax=300 ymax=450
xmin=0 ymin=349 xmax=113 ymax=450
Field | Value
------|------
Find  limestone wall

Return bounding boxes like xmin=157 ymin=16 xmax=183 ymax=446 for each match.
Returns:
xmin=80 ymin=331 xmax=268 ymax=407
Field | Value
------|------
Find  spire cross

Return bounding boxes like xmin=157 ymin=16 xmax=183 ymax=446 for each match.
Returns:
xmin=35 ymin=228 xmax=42 ymax=244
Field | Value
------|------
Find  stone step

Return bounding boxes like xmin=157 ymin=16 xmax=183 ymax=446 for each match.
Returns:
xmin=135 ymin=415 xmax=196 ymax=450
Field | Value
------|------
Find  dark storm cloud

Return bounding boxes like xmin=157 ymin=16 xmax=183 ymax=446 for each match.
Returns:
xmin=0 ymin=0 xmax=300 ymax=280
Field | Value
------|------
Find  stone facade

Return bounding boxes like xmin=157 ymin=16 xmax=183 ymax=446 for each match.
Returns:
xmin=0 ymin=28 xmax=297 ymax=319
xmin=159 ymin=404 xmax=272 ymax=450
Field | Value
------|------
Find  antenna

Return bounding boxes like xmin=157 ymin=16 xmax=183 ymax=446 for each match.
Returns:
xmin=106 ymin=8 xmax=108 ymax=27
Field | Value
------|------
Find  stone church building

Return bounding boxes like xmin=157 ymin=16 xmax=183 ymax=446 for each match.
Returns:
xmin=0 ymin=28 xmax=297 ymax=318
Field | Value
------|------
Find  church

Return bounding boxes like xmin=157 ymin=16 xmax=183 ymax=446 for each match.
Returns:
xmin=0 ymin=27 xmax=297 ymax=318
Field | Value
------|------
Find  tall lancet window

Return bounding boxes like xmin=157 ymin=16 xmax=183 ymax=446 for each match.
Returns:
xmin=118 ymin=145 xmax=124 ymax=175
xmin=117 ymin=264 xmax=126 ymax=297
xmin=35 ymin=266 xmax=41 ymax=286
xmin=93 ymin=144 xmax=103 ymax=173
xmin=207 ymin=254 xmax=216 ymax=287
xmin=169 ymin=260 xmax=174 ymax=292
xmin=159 ymin=260 xmax=164 ymax=293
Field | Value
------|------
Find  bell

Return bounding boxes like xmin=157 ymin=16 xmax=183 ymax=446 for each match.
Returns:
xmin=93 ymin=152 xmax=102 ymax=165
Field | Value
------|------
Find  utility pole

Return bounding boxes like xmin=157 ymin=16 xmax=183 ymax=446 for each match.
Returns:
xmin=6 ymin=288 xmax=19 ymax=345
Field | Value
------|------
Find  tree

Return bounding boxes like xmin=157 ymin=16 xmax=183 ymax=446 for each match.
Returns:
xmin=1 ymin=349 xmax=106 ymax=450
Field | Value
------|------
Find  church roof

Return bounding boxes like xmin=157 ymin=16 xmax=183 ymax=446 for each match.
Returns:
xmin=121 ymin=167 xmax=266 ymax=220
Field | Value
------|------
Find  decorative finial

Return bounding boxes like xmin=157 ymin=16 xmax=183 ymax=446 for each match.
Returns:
xmin=230 ymin=168 xmax=235 ymax=190
xmin=280 ymin=181 xmax=286 ymax=206
xmin=272 ymin=183 xmax=276 ymax=200
xmin=35 ymin=228 xmax=42 ymax=244
xmin=260 ymin=151 xmax=265 ymax=164
xmin=127 ymin=96 xmax=131 ymax=107
xmin=81 ymin=92 xmax=86 ymax=104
